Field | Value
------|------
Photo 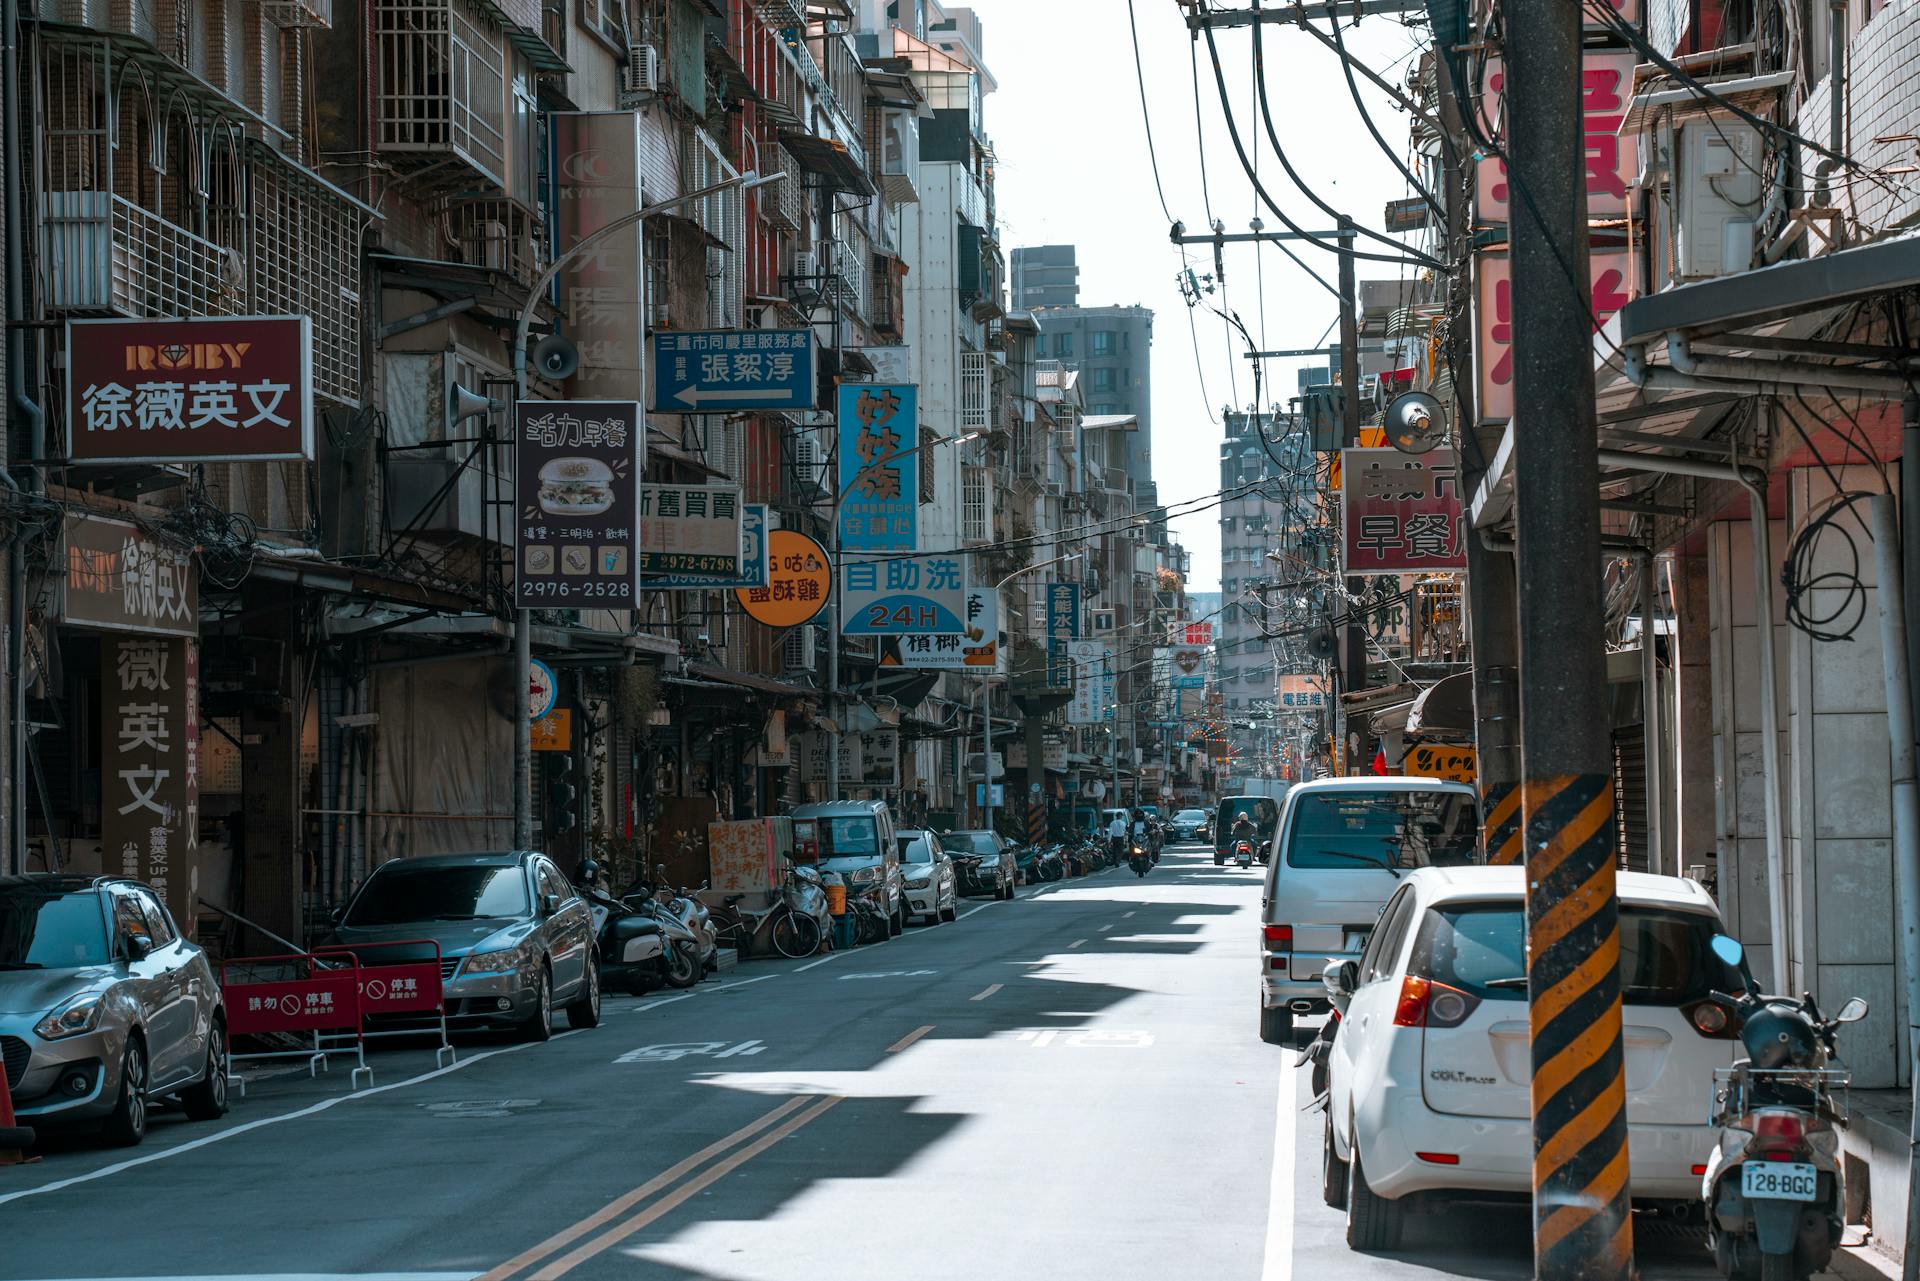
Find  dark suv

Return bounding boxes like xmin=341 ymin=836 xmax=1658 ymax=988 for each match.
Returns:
xmin=940 ymin=831 xmax=1017 ymax=900
xmin=1214 ymin=795 xmax=1281 ymax=865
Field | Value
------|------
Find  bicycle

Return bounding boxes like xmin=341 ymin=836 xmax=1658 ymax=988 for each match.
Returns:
xmin=706 ymin=870 xmax=825 ymax=961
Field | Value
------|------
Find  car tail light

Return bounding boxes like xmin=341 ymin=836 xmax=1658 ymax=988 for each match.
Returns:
xmin=1393 ymin=975 xmax=1481 ymax=1028
xmin=1263 ymin=924 xmax=1293 ymax=950
xmin=1684 ymin=1000 xmax=1737 ymax=1039
xmin=1415 ymin=1152 xmax=1460 ymax=1165
xmin=1691 ymin=1164 xmax=1708 ymax=1176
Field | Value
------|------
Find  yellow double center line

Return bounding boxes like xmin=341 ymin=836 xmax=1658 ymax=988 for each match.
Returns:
xmin=478 ymin=1093 xmax=844 ymax=1281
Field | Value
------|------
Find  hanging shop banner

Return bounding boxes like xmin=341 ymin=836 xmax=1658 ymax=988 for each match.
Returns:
xmin=1045 ymin=582 xmax=1081 ymax=686
xmin=553 ymin=112 xmax=647 ymax=401
xmin=838 ymin=555 xmax=967 ymax=635
xmin=101 ymin=637 xmax=199 ymax=919
xmin=514 ymin=400 xmax=641 ymax=608
xmin=736 ymin=529 xmax=831 ymax=626
xmin=66 ymin=316 xmax=314 ymax=463
xmin=1474 ymin=251 xmax=1634 ymax=423
xmin=1340 ymin=448 xmax=1469 ymax=574
xmin=883 ymin=588 xmax=1000 ymax=670
xmin=1176 ymin=620 xmax=1213 ymax=647
xmin=1405 ymin=742 xmax=1476 ymax=784
xmin=1162 ymin=645 xmax=1207 ymax=689
xmin=837 ymin=384 xmax=918 ymax=553
xmin=531 ymin=708 xmax=573 ymax=752
xmin=1277 ymin=674 xmax=1329 ymax=712
xmin=805 ymin=729 xmax=901 ymax=788
xmin=1473 ymin=52 xmax=1639 ymax=226
xmin=54 ymin=514 xmax=200 ymax=638
xmin=636 ymin=483 xmax=743 ymax=577
xmin=651 ymin=329 xmax=816 ymax=412
xmin=1067 ymin=640 xmax=1110 ymax=726
xmin=645 ymin=503 xmax=767 ymax=589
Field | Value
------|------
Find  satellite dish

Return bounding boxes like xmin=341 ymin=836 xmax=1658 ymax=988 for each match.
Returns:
xmin=1305 ymin=624 xmax=1339 ymax=663
xmin=533 ymin=333 xmax=581 ymax=381
xmin=1384 ymin=390 xmax=1448 ymax=455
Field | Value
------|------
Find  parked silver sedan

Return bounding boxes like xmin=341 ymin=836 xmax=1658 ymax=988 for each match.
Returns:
xmin=320 ymin=851 xmax=600 ymax=1040
xmin=0 ymin=875 xmax=230 ymax=1146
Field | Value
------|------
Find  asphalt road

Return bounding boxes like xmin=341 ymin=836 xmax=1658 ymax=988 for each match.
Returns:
xmin=0 ymin=846 xmax=1886 ymax=1281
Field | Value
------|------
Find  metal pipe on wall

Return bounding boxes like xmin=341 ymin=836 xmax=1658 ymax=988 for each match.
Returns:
xmin=1639 ymin=550 xmax=1666 ymax=877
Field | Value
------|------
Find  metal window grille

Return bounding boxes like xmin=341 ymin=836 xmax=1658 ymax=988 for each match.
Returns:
xmin=251 ymin=154 xmax=363 ymax=405
xmin=963 ymin=466 xmax=987 ymax=543
xmin=376 ymin=0 xmax=508 ymax=188
xmin=960 ymin=349 xmax=989 ymax=431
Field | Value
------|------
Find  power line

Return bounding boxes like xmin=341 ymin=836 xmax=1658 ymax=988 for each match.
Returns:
xmin=1317 ymin=11 xmax=1444 ymax=216
xmin=1126 ymin=0 xmax=1177 ymax=224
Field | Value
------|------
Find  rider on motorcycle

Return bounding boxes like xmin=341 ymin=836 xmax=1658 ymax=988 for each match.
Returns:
xmin=1230 ymin=812 xmax=1257 ymax=853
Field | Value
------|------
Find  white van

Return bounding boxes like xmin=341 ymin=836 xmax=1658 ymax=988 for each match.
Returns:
xmin=791 ymin=800 xmax=906 ymax=936
xmin=1257 ymin=776 xmax=1480 ymax=1043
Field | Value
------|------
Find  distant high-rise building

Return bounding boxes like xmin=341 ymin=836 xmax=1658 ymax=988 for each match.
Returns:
xmin=1029 ymin=301 xmax=1154 ymax=489
xmin=1011 ymin=245 xmax=1080 ymax=309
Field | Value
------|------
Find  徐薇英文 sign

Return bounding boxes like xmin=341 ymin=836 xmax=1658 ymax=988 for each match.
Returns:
xmin=839 ymin=556 xmax=966 ymax=635
xmin=514 ymin=400 xmax=641 ymax=608
xmin=55 ymin=514 xmax=199 ymax=638
xmin=1339 ymin=448 xmax=1468 ymax=575
xmin=637 ymin=484 xmax=743 ymax=577
xmin=838 ymin=384 xmax=918 ymax=553
xmin=101 ymin=636 xmax=198 ymax=918
xmin=645 ymin=503 xmax=768 ymax=589
xmin=66 ymin=316 xmax=314 ymax=463
xmin=651 ymin=329 xmax=816 ymax=412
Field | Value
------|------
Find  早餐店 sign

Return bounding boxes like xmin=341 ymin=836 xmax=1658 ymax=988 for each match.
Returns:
xmin=55 ymin=514 xmax=199 ymax=638
xmin=637 ymin=484 xmax=743 ymax=577
xmin=1474 ymin=52 xmax=1639 ymax=225
xmin=514 ymin=400 xmax=641 ymax=608
xmin=66 ymin=316 xmax=314 ymax=463
xmin=1340 ymin=448 xmax=1468 ymax=575
xmin=1474 ymin=250 xmax=1634 ymax=422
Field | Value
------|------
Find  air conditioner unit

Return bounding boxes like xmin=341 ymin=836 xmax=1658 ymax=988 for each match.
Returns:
xmin=792 ymin=250 xmax=817 ymax=281
xmin=1042 ymin=480 xmax=1064 ymax=498
xmin=1092 ymin=608 xmax=1117 ymax=633
xmin=1357 ymin=374 xmax=1382 ymax=407
xmin=1674 ymin=117 xmax=1763 ymax=279
xmin=783 ymin=627 xmax=819 ymax=672
xmin=622 ymin=44 xmax=660 ymax=95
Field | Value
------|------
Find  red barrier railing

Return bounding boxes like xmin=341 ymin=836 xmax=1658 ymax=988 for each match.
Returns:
xmin=220 ymin=952 xmax=372 ymax=1091
xmin=312 ymin=939 xmax=455 ymax=1068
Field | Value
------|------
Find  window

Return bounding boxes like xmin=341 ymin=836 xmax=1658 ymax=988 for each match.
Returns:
xmin=1056 ymin=332 xmax=1074 ymax=358
xmin=1359 ymin=886 xmax=1418 ymax=985
xmin=534 ymin=861 xmax=561 ymax=905
xmin=963 ymin=466 xmax=988 ymax=541
xmin=137 ymin=891 xmax=176 ymax=946
xmin=0 ymin=888 xmax=111 ymax=968
xmin=1035 ymin=334 xmax=1048 ymax=356
xmin=1091 ymin=367 xmax=1114 ymax=391
xmin=345 ymin=862 xmax=532 ymax=924
xmin=1092 ymin=331 xmax=1115 ymax=356
xmin=112 ymin=893 xmax=149 ymax=948
xmin=1285 ymin=790 xmax=1480 ymax=871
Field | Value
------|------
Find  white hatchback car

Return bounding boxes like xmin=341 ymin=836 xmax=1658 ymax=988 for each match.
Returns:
xmin=895 ymin=830 xmax=958 ymax=925
xmin=1323 ymin=866 xmax=1746 ymax=1251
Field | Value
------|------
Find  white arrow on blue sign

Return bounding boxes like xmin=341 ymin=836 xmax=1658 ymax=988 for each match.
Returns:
xmin=650 ymin=330 xmax=816 ymax=412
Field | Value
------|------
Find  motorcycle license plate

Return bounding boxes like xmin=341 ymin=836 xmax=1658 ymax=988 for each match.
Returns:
xmin=1741 ymin=1161 xmax=1818 ymax=1202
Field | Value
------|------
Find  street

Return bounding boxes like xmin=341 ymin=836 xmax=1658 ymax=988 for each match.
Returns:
xmin=0 ymin=847 xmax=1879 ymax=1281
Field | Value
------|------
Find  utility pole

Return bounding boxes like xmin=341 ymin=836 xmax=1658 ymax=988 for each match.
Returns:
xmin=1505 ymin=0 xmax=1633 ymax=1273
xmin=1336 ymin=213 xmax=1367 ymax=775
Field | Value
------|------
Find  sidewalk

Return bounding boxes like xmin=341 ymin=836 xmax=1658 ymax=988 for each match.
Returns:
xmin=1839 ymin=1087 xmax=1912 ymax=1270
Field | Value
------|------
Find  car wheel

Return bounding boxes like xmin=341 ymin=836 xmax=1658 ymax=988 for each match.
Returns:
xmin=1321 ymin=1113 xmax=1349 ymax=1208
xmin=1260 ymin=1006 xmax=1293 ymax=1046
xmin=940 ymin=900 xmax=958 ymax=923
xmin=565 ymin=955 xmax=602 ymax=1030
xmin=1345 ymin=1144 xmax=1403 ymax=1251
xmin=102 ymin=1035 xmax=148 ymax=1147
xmin=180 ymin=1021 xmax=230 ymax=1121
xmin=522 ymin=965 xmax=554 ymax=1041
xmin=1214 ymin=856 xmax=1225 ymax=866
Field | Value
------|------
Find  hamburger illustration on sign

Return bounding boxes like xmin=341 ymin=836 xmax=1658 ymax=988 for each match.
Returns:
xmin=538 ymin=457 xmax=617 ymax=515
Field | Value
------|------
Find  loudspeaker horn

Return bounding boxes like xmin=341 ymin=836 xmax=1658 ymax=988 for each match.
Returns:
xmin=1383 ymin=390 xmax=1448 ymax=455
xmin=533 ymin=333 xmax=581 ymax=381
xmin=1305 ymin=623 xmax=1339 ymax=663
xmin=448 ymin=382 xmax=503 ymax=425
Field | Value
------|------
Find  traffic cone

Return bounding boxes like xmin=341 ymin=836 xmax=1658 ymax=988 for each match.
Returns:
xmin=0 ymin=1057 xmax=36 ymax=1164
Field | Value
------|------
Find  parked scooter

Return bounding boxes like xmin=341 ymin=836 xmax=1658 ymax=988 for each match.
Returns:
xmin=1702 ymin=934 xmax=1867 ymax=1281
xmin=576 ymin=862 xmax=671 ymax=994
xmin=633 ymin=864 xmax=719 ymax=975
xmin=617 ymin=875 xmax=706 ymax=989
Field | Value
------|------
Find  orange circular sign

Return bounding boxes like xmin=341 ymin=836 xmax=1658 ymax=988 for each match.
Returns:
xmin=736 ymin=529 xmax=832 ymax=627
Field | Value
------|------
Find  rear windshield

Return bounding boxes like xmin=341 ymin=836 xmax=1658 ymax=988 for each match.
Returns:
xmin=1410 ymin=905 xmax=1749 ymax=1005
xmin=944 ymin=833 xmax=997 ymax=856
xmin=896 ymin=837 xmax=934 ymax=864
xmin=1285 ymin=791 xmax=1478 ymax=870
xmin=1218 ymin=798 xmax=1279 ymax=839
xmin=346 ymin=864 xmax=529 ymax=925
xmin=820 ymin=818 xmax=880 ymax=859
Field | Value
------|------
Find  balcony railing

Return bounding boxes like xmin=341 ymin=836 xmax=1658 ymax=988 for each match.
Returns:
xmin=376 ymin=0 xmax=509 ymax=189
xmin=42 ymin=192 xmax=245 ymax=319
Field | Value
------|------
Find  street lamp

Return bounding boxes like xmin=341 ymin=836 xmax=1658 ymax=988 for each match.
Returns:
xmin=820 ymin=427 xmax=984 ymax=800
xmin=977 ymin=549 xmax=1083 ymax=833
xmin=506 ymin=169 xmax=783 ymax=849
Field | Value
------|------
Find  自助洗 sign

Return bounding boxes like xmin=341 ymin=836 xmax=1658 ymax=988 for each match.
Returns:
xmin=736 ymin=530 xmax=831 ymax=627
xmin=884 ymin=588 xmax=999 ymax=670
xmin=1340 ymin=448 xmax=1468 ymax=574
xmin=66 ymin=316 xmax=314 ymax=463
xmin=514 ymin=400 xmax=641 ymax=608
xmin=637 ymin=484 xmax=743 ymax=577
xmin=839 ymin=555 xmax=966 ymax=635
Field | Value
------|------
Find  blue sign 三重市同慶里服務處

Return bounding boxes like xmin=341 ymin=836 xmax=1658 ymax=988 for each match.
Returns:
xmin=837 ymin=384 xmax=918 ymax=553
xmin=839 ymin=555 xmax=966 ymax=635
xmin=651 ymin=330 xmax=816 ymax=412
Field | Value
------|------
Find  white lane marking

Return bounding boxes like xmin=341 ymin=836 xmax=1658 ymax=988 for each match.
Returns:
xmin=1067 ymin=939 xmax=1086 ymax=949
xmin=1123 ymin=911 xmax=1136 ymax=919
xmin=794 ymin=953 xmax=841 ymax=972
xmin=957 ymin=902 xmax=994 ymax=921
xmin=1261 ymin=1056 xmax=1298 ymax=1281
xmin=0 ymin=1032 xmax=583 ymax=1207
xmin=42 ymin=1275 xmax=480 ymax=1280
xmin=627 ymin=992 xmax=699 ymax=1014
xmin=706 ymin=974 xmax=777 ymax=993
xmin=969 ymin=984 xmax=1002 ymax=1001
xmin=1098 ymin=924 xmax=1112 ymax=932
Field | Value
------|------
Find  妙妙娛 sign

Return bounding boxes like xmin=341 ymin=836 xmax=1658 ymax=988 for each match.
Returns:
xmin=645 ymin=503 xmax=767 ymax=589
xmin=839 ymin=556 xmax=966 ymax=635
xmin=651 ymin=329 xmax=816 ymax=412
xmin=838 ymin=384 xmax=918 ymax=553
xmin=637 ymin=484 xmax=743 ymax=577
xmin=67 ymin=316 xmax=314 ymax=463
xmin=515 ymin=401 xmax=641 ymax=608
xmin=1340 ymin=448 xmax=1468 ymax=575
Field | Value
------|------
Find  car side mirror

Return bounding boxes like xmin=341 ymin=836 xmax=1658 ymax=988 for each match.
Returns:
xmin=328 ymin=905 xmax=346 ymax=925
xmin=1836 ymin=996 xmax=1870 ymax=1024
xmin=1323 ymin=960 xmax=1358 ymax=1012
xmin=542 ymin=893 xmax=561 ymax=916
xmin=124 ymin=932 xmax=153 ymax=962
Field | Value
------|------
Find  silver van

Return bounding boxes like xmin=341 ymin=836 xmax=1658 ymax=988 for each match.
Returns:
xmin=791 ymin=800 xmax=906 ymax=935
xmin=1257 ymin=776 xmax=1480 ymax=1043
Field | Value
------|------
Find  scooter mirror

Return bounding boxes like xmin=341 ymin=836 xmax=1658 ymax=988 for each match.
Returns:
xmin=1709 ymin=934 xmax=1745 ymax=967
xmin=1836 ymin=996 xmax=1870 ymax=1024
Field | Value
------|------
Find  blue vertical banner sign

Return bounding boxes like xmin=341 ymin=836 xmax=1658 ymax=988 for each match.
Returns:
xmin=1044 ymin=582 xmax=1081 ymax=686
xmin=837 ymin=384 xmax=918 ymax=552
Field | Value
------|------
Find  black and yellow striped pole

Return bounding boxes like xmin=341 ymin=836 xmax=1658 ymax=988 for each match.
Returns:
xmin=1503 ymin=0 xmax=1633 ymax=1269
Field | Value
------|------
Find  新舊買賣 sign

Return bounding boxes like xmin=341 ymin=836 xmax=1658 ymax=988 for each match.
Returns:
xmin=65 ymin=317 xmax=315 ymax=463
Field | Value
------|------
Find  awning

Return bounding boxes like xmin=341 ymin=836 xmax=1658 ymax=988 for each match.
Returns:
xmin=685 ymin=661 xmax=817 ymax=700
xmin=371 ymin=252 xmax=546 ymax=317
xmin=1407 ymin=672 xmax=1474 ymax=740
xmin=779 ymin=132 xmax=876 ymax=197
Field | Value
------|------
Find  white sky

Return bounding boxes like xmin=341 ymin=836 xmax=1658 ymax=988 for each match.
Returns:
xmin=960 ymin=0 xmax=1429 ymax=590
